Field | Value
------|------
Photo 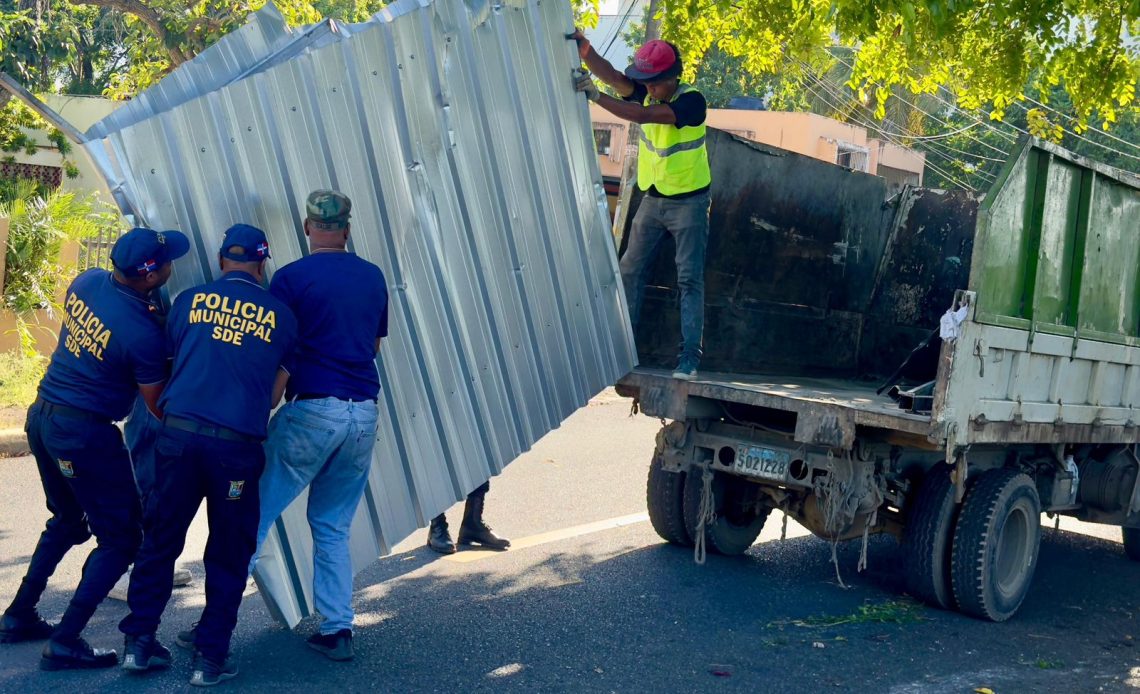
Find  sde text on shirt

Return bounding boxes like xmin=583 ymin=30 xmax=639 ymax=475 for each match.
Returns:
xmin=188 ymin=292 xmax=278 ymax=346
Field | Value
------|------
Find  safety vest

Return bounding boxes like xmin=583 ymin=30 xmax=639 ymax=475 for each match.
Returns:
xmin=637 ymin=84 xmax=711 ymax=196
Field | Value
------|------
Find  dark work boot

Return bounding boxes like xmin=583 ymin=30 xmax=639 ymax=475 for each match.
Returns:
xmin=457 ymin=492 xmax=511 ymax=551
xmin=426 ymin=515 xmax=456 ymax=555
xmin=0 ymin=610 xmax=55 ymax=644
xmin=40 ymin=636 xmax=118 ymax=670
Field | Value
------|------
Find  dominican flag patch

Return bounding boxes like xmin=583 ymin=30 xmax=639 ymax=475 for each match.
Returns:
xmin=255 ymin=241 xmax=269 ymax=257
xmin=228 ymin=480 xmax=245 ymax=499
xmin=136 ymin=258 xmax=158 ymax=274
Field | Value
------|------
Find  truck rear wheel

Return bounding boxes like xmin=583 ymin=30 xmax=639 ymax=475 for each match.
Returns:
xmin=682 ymin=468 xmax=769 ymax=556
xmin=901 ymin=464 xmax=959 ymax=610
xmin=950 ymin=468 xmax=1041 ymax=622
xmin=1123 ymin=527 xmax=1140 ymax=561
xmin=647 ymin=455 xmax=692 ymax=546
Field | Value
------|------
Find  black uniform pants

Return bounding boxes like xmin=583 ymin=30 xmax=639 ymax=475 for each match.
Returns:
xmin=8 ymin=401 xmax=141 ymax=640
xmin=120 ymin=424 xmax=264 ymax=662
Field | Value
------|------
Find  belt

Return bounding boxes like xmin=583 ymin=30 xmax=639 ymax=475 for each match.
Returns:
xmin=163 ymin=415 xmax=261 ymax=443
xmin=34 ymin=398 xmax=110 ymax=424
xmin=294 ymin=393 xmax=377 ymax=403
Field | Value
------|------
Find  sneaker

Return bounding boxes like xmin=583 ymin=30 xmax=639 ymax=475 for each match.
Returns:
xmin=306 ymin=629 xmax=353 ymax=661
xmin=189 ymin=651 xmax=238 ymax=687
xmin=0 ymin=611 xmax=55 ymax=644
xmin=175 ymin=623 xmax=198 ymax=651
xmin=672 ymin=356 xmax=699 ymax=381
xmin=121 ymin=633 xmax=172 ymax=671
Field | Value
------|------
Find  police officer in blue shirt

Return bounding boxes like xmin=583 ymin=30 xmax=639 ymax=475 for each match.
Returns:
xmin=118 ymin=224 xmax=297 ymax=687
xmin=0 ymin=227 xmax=190 ymax=670
xmin=250 ymin=190 xmax=387 ymax=662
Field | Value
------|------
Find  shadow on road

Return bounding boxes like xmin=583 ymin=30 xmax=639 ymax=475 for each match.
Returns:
xmin=0 ymin=522 xmax=1137 ymax=693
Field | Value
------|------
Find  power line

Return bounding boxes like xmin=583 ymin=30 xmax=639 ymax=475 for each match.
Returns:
xmin=827 ymin=51 xmax=1014 ymax=160
xmin=800 ymin=64 xmax=998 ymax=186
xmin=600 ymin=0 xmax=639 ymax=59
xmin=796 ymin=73 xmax=981 ymax=191
xmin=1020 ymin=94 xmax=1140 ymax=155
xmin=1007 ymin=100 xmax=1140 ymax=163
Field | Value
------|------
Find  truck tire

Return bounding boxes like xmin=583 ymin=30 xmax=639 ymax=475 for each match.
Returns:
xmin=950 ymin=468 xmax=1041 ymax=622
xmin=1123 ymin=527 xmax=1140 ymax=562
xmin=901 ymin=464 xmax=959 ymax=610
xmin=647 ymin=455 xmax=692 ymax=546
xmin=682 ymin=468 xmax=769 ymax=556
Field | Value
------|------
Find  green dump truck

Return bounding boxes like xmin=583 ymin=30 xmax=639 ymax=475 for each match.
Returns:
xmin=616 ymin=132 xmax=1140 ymax=622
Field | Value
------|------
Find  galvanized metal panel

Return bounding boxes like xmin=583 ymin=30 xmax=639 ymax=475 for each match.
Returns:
xmin=81 ymin=0 xmax=635 ymax=626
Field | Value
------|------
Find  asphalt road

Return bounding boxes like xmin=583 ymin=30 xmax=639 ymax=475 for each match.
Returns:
xmin=1 ymin=391 xmax=1139 ymax=693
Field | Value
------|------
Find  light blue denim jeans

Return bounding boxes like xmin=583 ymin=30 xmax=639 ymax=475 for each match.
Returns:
xmin=252 ymin=397 xmax=378 ymax=634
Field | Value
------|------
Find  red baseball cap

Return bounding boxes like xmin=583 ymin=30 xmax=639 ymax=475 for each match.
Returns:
xmin=624 ymin=39 xmax=682 ymax=82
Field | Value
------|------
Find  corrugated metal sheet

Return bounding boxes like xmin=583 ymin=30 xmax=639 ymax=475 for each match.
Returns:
xmin=81 ymin=0 xmax=636 ymax=626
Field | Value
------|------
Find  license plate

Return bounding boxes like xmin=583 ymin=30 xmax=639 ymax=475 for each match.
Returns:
xmin=733 ymin=446 xmax=791 ymax=481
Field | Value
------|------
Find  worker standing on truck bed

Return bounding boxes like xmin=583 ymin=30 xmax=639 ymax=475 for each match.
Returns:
xmin=572 ymin=30 xmax=712 ymax=381
xmin=0 ymin=228 xmax=189 ymax=670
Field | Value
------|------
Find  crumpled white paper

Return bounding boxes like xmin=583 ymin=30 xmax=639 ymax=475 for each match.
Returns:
xmin=939 ymin=305 xmax=970 ymax=340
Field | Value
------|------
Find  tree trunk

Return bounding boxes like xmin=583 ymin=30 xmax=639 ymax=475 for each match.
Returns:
xmin=71 ymin=0 xmax=194 ymax=66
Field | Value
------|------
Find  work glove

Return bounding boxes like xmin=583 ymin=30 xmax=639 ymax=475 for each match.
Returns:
xmin=574 ymin=69 xmax=601 ymax=102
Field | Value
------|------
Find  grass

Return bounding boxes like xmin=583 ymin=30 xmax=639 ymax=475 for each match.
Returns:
xmin=0 ymin=349 xmax=44 ymax=410
xmin=1033 ymin=658 xmax=1064 ymax=670
xmin=770 ymin=598 xmax=927 ymax=629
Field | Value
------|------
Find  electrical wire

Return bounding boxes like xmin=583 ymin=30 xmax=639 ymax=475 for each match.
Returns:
xmin=1020 ymin=94 xmax=1140 ymax=155
xmin=798 ymin=63 xmax=997 ymax=188
xmin=796 ymin=76 xmax=980 ymax=192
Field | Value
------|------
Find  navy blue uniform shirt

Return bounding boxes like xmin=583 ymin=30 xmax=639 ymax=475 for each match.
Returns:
xmin=269 ymin=251 xmax=388 ymax=402
xmin=37 ymin=269 xmax=167 ymax=420
xmin=159 ymin=271 xmax=297 ymax=439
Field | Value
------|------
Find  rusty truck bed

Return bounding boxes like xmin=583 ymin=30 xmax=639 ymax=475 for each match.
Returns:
xmin=616 ymin=368 xmax=934 ymax=448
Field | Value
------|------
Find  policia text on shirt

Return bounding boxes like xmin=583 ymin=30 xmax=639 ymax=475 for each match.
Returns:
xmin=187 ymin=293 xmax=280 ymax=346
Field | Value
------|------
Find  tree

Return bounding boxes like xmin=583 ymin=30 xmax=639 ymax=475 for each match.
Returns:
xmin=657 ymin=0 xmax=1138 ymax=132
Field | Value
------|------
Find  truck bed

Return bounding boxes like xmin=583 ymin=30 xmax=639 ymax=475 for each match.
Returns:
xmin=617 ymin=368 xmax=933 ymax=448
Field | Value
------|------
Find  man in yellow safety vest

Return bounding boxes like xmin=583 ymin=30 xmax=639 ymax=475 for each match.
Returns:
xmin=573 ymin=32 xmax=711 ymax=380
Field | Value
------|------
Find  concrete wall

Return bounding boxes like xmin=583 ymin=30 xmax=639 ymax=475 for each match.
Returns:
xmin=11 ymin=95 xmax=123 ymax=207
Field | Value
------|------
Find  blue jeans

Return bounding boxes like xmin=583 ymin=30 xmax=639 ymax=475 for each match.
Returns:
xmin=253 ymin=398 xmax=379 ymax=634
xmin=621 ymin=191 xmax=711 ymax=362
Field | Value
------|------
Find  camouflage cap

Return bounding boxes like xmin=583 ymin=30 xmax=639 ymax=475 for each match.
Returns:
xmin=306 ymin=189 xmax=352 ymax=231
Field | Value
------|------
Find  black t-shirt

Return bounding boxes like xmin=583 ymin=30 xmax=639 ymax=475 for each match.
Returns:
xmin=624 ymin=83 xmax=708 ymax=127
xmin=624 ymin=83 xmax=710 ymax=198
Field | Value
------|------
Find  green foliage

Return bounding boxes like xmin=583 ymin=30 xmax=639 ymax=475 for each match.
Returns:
xmin=659 ymin=0 xmax=1140 ymax=132
xmin=0 ymin=348 xmax=44 ymax=408
xmin=0 ymin=188 xmax=120 ymax=322
xmin=572 ymin=0 xmax=600 ymax=29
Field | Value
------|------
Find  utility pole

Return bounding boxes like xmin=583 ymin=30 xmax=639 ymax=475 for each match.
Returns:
xmin=611 ymin=0 xmax=661 ymax=249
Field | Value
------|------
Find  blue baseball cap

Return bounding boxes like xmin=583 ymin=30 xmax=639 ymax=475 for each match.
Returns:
xmin=219 ymin=223 xmax=271 ymax=262
xmin=110 ymin=227 xmax=191 ymax=276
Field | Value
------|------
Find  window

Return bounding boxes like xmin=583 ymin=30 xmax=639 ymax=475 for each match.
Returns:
xmin=593 ymin=128 xmax=612 ymax=156
xmin=835 ymin=142 xmax=870 ymax=172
